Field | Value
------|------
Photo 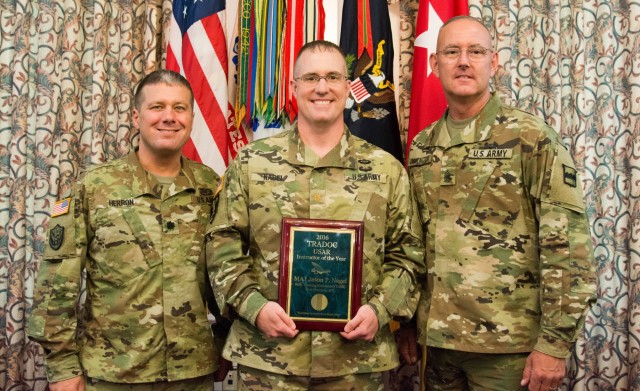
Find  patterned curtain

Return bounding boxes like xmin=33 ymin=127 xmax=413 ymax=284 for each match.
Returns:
xmin=0 ymin=0 xmax=167 ymax=388
xmin=398 ymin=0 xmax=640 ymax=389
xmin=1 ymin=0 xmax=638 ymax=389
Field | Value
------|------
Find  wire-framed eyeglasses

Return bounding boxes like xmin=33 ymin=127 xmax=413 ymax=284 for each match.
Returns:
xmin=437 ymin=46 xmax=493 ymax=61
xmin=294 ymin=73 xmax=347 ymax=85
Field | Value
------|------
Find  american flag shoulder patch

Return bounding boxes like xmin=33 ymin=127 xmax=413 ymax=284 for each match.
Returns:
xmin=51 ymin=197 xmax=71 ymax=217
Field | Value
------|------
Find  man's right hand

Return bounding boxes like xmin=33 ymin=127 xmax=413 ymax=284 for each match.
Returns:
xmin=49 ymin=375 xmax=85 ymax=391
xmin=396 ymin=324 xmax=420 ymax=365
xmin=255 ymin=301 xmax=299 ymax=339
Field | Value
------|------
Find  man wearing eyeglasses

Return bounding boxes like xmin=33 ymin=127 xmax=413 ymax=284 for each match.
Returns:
xmin=399 ymin=16 xmax=596 ymax=391
xmin=207 ymin=40 xmax=425 ymax=390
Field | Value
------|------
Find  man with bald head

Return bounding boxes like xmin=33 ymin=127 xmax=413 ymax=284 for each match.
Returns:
xmin=400 ymin=16 xmax=596 ymax=390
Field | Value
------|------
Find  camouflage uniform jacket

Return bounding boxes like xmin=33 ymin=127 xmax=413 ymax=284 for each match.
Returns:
xmin=28 ymin=151 xmax=223 ymax=383
xmin=408 ymin=93 xmax=596 ymax=358
xmin=207 ymin=127 xmax=425 ymax=377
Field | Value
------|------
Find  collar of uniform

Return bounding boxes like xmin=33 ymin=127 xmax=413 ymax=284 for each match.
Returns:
xmin=125 ymin=150 xmax=197 ymax=199
xmin=421 ymin=92 xmax=501 ymax=149
xmin=286 ymin=125 xmax=358 ymax=169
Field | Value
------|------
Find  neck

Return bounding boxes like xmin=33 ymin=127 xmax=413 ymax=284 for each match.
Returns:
xmin=297 ymin=120 xmax=344 ymax=158
xmin=136 ymin=148 xmax=182 ymax=177
xmin=447 ymin=91 xmax=492 ymax=121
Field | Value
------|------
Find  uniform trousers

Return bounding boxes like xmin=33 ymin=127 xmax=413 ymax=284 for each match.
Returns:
xmin=238 ymin=364 xmax=384 ymax=391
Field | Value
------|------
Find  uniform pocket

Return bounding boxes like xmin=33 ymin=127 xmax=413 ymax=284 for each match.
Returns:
xmin=92 ymin=207 xmax=160 ymax=286
xmin=540 ymin=268 xmax=569 ymax=326
xmin=459 ymin=160 xmax=522 ymax=239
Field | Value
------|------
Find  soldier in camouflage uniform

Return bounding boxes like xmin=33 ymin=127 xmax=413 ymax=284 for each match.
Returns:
xmin=398 ymin=16 xmax=596 ymax=391
xmin=28 ymin=70 xmax=228 ymax=390
xmin=207 ymin=41 xmax=425 ymax=390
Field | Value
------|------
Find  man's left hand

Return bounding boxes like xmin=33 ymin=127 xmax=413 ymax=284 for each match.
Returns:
xmin=340 ymin=305 xmax=378 ymax=341
xmin=520 ymin=350 xmax=565 ymax=391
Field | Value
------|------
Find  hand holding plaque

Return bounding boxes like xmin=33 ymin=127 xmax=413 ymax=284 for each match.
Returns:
xmin=278 ymin=218 xmax=364 ymax=332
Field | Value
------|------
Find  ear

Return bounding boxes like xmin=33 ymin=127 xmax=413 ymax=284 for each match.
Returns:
xmin=290 ymin=79 xmax=298 ymax=98
xmin=429 ymin=53 xmax=440 ymax=78
xmin=490 ymin=50 xmax=498 ymax=77
xmin=132 ymin=108 xmax=140 ymax=128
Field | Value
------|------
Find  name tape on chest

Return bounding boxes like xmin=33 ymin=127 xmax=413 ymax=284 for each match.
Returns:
xmin=346 ymin=173 xmax=387 ymax=182
xmin=252 ymin=173 xmax=294 ymax=182
xmin=108 ymin=199 xmax=135 ymax=207
xmin=468 ymin=149 xmax=512 ymax=159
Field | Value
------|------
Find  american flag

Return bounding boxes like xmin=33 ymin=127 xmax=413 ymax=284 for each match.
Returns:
xmin=166 ymin=0 xmax=248 ymax=176
xmin=51 ymin=198 xmax=70 ymax=217
xmin=350 ymin=77 xmax=372 ymax=104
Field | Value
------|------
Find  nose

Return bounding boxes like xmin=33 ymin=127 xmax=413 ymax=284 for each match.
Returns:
xmin=161 ymin=107 xmax=176 ymax=121
xmin=315 ymin=78 xmax=330 ymax=93
xmin=457 ymin=50 xmax=471 ymax=66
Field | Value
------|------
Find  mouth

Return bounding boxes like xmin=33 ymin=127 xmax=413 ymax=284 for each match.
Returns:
xmin=312 ymin=99 xmax=332 ymax=105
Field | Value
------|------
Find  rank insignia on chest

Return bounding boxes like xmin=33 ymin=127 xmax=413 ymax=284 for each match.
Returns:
xmin=441 ymin=169 xmax=455 ymax=185
xmin=51 ymin=197 xmax=71 ymax=217
xmin=49 ymin=224 xmax=65 ymax=251
xmin=563 ymin=164 xmax=577 ymax=187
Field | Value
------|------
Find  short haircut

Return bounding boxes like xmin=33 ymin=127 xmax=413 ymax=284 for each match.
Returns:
xmin=440 ymin=15 xmax=492 ymax=38
xmin=294 ymin=40 xmax=347 ymax=76
xmin=133 ymin=69 xmax=194 ymax=109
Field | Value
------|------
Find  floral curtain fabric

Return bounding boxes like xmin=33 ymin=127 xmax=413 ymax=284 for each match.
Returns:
xmin=0 ymin=0 xmax=638 ymax=389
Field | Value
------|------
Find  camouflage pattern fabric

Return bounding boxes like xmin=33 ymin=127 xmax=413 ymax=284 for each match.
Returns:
xmin=237 ymin=364 xmax=384 ymax=390
xmin=408 ymin=93 xmax=597 ymax=358
xmin=425 ymin=347 xmax=528 ymax=390
xmin=207 ymin=127 xmax=425 ymax=377
xmin=85 ymin=374 xmax=216 ymax=391
xmin=28 ymin=151 xmax=224 ymax=383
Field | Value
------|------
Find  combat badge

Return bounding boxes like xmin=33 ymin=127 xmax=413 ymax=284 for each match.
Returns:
xmin=49 ymin=224 xmax=65 ymax=251
xmin=563 ymin=164 xmax=577 ymax=187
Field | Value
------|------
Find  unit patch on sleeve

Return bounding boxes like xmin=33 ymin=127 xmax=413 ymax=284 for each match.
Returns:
xmin=563 ymin=164 xmax=577 ymax=187
xmin=51 ymin=198 xmax=71 ymax=217
xmin=49 ymin=224 xmax=65 ymax=250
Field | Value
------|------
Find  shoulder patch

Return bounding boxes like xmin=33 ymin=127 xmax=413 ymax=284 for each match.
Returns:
xmin=51 ymin=198 xmax=71 ymax=217
xmin=49 ymin=224 xmax=65 ymax=250
xmin=563 ymin=164 xmax=577 ymax=187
